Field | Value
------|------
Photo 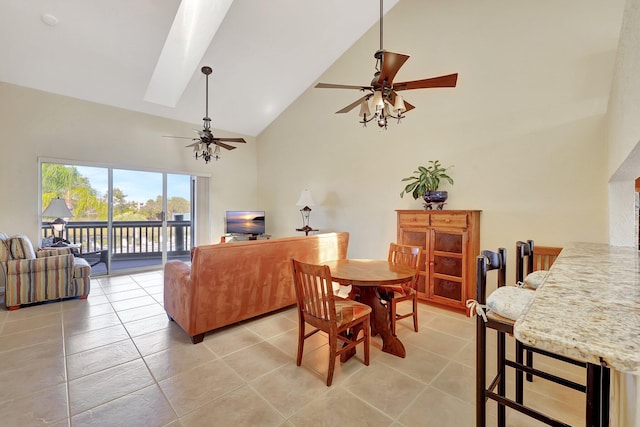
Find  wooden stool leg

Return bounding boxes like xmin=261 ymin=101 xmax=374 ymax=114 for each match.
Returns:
xmin=497 ymin=330 xmax=506 ymax=427
xmin=476 ymin=316 xmax=487 ymax=427
xmin=516 ymin=341 xmax=524 ymax=404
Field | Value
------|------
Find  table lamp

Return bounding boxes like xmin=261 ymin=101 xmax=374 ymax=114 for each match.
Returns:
xmin=42 ymin=197 xmax=73 ymax=240
xmin=296 ymin=189 xmax=318 ymax=236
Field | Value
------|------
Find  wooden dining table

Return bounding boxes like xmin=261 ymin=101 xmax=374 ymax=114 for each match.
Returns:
xmin=323 ymin=259 xmax=417 ymax=358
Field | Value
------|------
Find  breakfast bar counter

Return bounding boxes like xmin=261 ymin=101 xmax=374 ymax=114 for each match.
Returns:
xmin=514 ymin=242 xmax=640 ymax=425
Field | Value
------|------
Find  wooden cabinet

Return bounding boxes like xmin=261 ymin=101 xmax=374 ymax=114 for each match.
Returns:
xmin=396 ymin=210 xmax=481 ymax=311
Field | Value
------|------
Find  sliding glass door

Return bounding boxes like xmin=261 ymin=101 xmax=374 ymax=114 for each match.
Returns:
xmin=41 ymin=162 xmax=193 ymax=275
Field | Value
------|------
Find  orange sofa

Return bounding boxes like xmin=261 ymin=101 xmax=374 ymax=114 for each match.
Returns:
xmin=163 ymin=232 xmax=349 ymax=343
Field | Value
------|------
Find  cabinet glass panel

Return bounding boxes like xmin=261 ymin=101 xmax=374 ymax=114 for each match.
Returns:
xmin=433 ymin=232 xmax=462 ymax=253
xmin=433 ymin=278 xmax=462 ymax=300
xmin=434 ymin=255 xmax=463 ymax=277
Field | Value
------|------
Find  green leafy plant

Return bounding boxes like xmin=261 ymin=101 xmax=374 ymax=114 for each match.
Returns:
xmin=400 ymin=160 xmax=454 ymax=199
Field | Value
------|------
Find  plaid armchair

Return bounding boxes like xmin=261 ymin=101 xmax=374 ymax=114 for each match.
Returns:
xmin=0 ymin=233 xmax=91 ymax=310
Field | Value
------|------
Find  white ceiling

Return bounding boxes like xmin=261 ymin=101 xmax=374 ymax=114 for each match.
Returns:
xmin=0 ymin=0 xmax=399 ymax=137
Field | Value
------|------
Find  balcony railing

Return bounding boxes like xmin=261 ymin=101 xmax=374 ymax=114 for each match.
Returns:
xmin=41 ymin=220 xmax=192 ymax=270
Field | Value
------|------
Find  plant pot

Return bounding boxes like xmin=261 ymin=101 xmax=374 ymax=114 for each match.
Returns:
xmin=423 ymin=190 xmax=448 ymax=209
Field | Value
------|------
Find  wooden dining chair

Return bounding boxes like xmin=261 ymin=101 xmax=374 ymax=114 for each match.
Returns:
xmin=473 ymin=248 xmax=586 ymax=427
xmin=379 ymin=243 xmax=422 ymax=334
xmin=291 ymin=259 xmax=371 ymax=386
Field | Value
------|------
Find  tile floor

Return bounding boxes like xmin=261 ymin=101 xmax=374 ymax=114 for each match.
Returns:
xmin=0 ymin=271 xmax=587 ymax=426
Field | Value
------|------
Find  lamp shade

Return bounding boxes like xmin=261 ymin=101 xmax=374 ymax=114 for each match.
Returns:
xmin=358 ymin=100 xmax=371 ymax=117
xmin=42 ymin=198 xmax=73 ymax=218
xmin=393 ymin=94 xmax=406 ymax=113
xmin=372 ymin=91 xmax=384 ymax=111
xmin=296 ymin=189 xmax=315 ymax=207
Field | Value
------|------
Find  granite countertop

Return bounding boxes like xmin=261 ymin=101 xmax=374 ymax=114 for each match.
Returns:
xmin=514 ymin=242 xmax=640 ymax=374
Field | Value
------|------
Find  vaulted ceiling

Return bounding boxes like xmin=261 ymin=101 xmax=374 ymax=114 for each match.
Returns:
xmin=0 ymin=0 xmax=399 ymax=137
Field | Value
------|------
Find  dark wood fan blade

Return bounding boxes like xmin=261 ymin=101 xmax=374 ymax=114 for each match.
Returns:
xmin=213 ymin=141 xmax=236 ymax=150
xmin=163 ymin=135 xmax=198 ymax=140
xmin=378 ymin=51 xmax=410 ymax=85
xmin=185 ymin=142 xmax=200 ymax=148
xmin=215 ymin=137 xmax=246 ymax=143
xmin=336 ymin=95 xmax=369 ymax=114
xmin=315 ymin=82 xmax=372 ymax=90
xmin=394 ymin=73 xmax=458 ymax=91
xmin=404 ymin=99 xmax=415 ymax=112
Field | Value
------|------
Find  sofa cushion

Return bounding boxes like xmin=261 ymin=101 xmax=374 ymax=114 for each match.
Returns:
xmin=0 ymin=233 xmax=11 ymax=262
xmin=9 ymin=235 xmax=36 ymax=260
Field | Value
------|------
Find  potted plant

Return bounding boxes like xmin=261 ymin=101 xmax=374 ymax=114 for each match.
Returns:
xmin=399 ymin=160 xmax=454 ymax=209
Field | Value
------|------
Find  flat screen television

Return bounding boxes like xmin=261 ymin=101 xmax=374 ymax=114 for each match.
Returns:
xmin=226 ymin=210 xmax=266 ymax=235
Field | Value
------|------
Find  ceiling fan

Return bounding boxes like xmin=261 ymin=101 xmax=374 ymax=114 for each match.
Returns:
xmin=315 ymin=0 xmax=458 ymax=129
xmin=164 ymin=66 xmax=246 ymax=163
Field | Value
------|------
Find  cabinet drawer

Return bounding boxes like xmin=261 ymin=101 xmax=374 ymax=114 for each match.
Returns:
xmin=430 ymin=214 xmax=467 ymax=228
xmin=398 ymin=212 xmax=430 ymax=227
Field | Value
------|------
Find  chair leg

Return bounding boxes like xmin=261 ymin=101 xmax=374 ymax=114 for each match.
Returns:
xmin=390 ymin=299 xmax=397 ymax=335
xmin=296 ymin=321 xmax=305 ymax=366
xmin=498 ymin=330 xmax=506 ymax=427
xmin=476 ymin=316 xmax=487 ymax=427
xmin=412 ymin=297 xmax=419 ymax=332
xmin=327 ymin=331 xmax=337 ymax=387
xmin=516 ymin=340 xmax=524 ymax=404
xmin=363 ymin=316 xmax=370 ymax=366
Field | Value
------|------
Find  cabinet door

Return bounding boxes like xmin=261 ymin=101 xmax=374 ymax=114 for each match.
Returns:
xmin=398 ymin=228 xmax=429 ymax=298
xmin=429 ymin=229 xmax=467 ymax=307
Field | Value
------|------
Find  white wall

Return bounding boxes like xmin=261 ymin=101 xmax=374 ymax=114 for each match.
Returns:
xmin=0 ymin=82 xmax=259 ymax=245
xmin=607 ymin=0 xmax=640 ymax=247
xmin=258 ymin=0 xmax=621 ymax=273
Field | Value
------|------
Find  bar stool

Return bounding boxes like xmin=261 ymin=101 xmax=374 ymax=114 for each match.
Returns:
xmin=471 ymin=248 xmax=587 ymax=427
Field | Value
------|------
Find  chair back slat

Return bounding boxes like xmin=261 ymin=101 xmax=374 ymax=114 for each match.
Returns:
xmin=533 ymin=246 xmax=562 ymax=271
xmin=515 ymin=240 xmax=534 ymax=283
xmin=292 ymin=259 xmax=336 ymax=323
xmin=388 ymin=243 xmax=422 ymax=289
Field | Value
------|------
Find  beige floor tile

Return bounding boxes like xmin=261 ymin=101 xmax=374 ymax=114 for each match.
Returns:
xmin=123 ymin=313 xmax=171 ymax=337
xmin=222 ymin=341 xmax=292 ymax=382
xmin=450 ymin=340 xmax=475 ymax=368
xmin=117 ymin=302 xmax=166 ymax=323
xmin=109 ymin=295 xmax=157 ymax=311
xmin=287 ymin=386 xmax=393 ymax=427
xmin=402 ymin=326 xmax=468 ymax=358
xmin=63 ymin=311 xmax=122 ymax=336
xmin=71 ymin=384 xmax=176 ymax=427
xmin=427 ymin=313 xmax=476 ymax=340
xmin=0 ymin=383 xmax=69 ymax=426
xmin=243 ymin=313 xmax=297 ymax=340
xmin=3 ymin=301 xmax=62 ymax=321
xmin=202 ymin=324 xmax=264 ymax=357
xmin=0 ymin=356 xmax=66 ymax=402
xmin=83 ymin=294 xmax=110 ymax=306
xmin=398 ymin=385 xmax=474 ymax=427
xmin=159 ymin=358 xmax=244 ymax=417
xmin=142 ymin=284 xmax=164 ymax=295
xmin=98 ymin=276 xmax=137 ymax=286
xmin=180 ymin=385 xmax=286 ymax=427
xmin=105 ymin=288 xmax=149 ymax=302
xmin=1 ymin=311 xmax=62 ymax=335
xmin=69 ymin=358 xmax=154 ymax=415
xmin=65 ymin=324 xmax=130 ymax=355
xmin=132 ymin=325 xmax=194 ymax=357
xmin=343 ymin=362 xmax=426 ymax=418
xmin=144 ymin=342 xmax=216 ymax=381
xmin=61 ymin=300 xmax=114 ymax=319
xmin=431 ymin=361 xmax=476 ymax=404
xmin=0 ymin=323 xmax=62 ymax=352
xmin=99 ymin=282 xmax=143 ymax=294
xmin=375 ymin=343 xmax=450 ymax=385
xmin=251 ymin=363 xmax=333 ymax=418
xmin=0 ymin=340 xmax=65 ymax=375
xmin=66 ymin=339 xmax=141 ymax=380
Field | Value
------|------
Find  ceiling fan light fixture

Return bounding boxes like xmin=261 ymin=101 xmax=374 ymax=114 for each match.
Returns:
xmin=358 ymin=100 xmax=371 ymax=117
xmin=372 ymin=91 xmax=384 ymax=111
xmin=393 ymin=94 xmax=406 ymax=113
